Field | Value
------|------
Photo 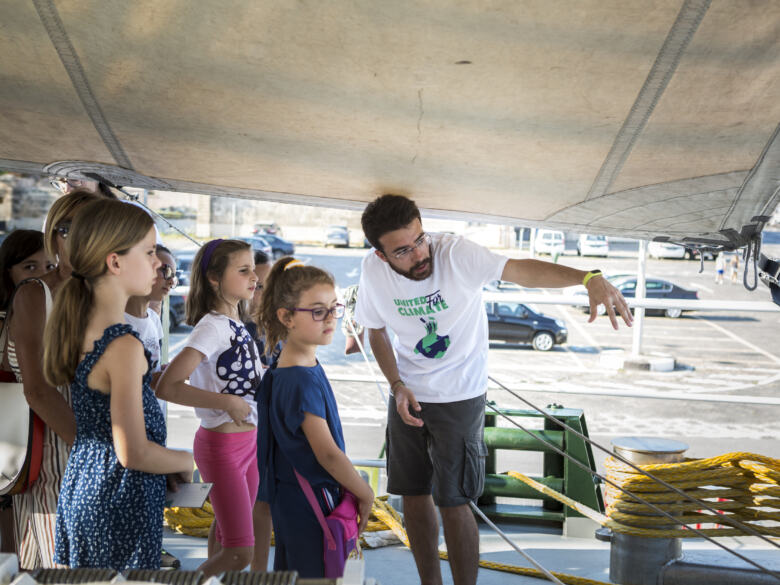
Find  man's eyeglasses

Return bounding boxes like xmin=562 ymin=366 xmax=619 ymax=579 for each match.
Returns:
xmin=390 ymin=233 xmax=431 ymax=260
xmin=158 ymin=264 xmax=178 ymax=287
xmin=55 ymin=221 xmax=72 ymax=239
xmin=292 ymin=304 xmax=345 ymax=321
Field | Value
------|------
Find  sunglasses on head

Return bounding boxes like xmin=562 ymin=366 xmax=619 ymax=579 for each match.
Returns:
xmin=55 ymin=221 xmax=72 ymax=239
xmin=50 ymin=178 xmax=86 ymax=193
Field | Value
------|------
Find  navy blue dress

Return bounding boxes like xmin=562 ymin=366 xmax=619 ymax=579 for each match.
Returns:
xmin=54 ymin=324 xmax=167 ymax=570
xmin=256 ymin=363 xmax=345 ymax=577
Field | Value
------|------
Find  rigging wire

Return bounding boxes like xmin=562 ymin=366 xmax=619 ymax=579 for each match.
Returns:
xmin=469 ymin=502 xmax=566 ymax=585
xmin=488 ymin=375 xmax=779 ymax=548
xmin=344 ymin=317 xmax=388 ymax=407
xmin=345 ymin=322 xmax=567 ymax=583
xmin=486 ymin=378 xmax=780 ymax=581
xmin=338 ymin=293 xmax=777 ymax=579
xmin=116 ymin=188 xmax=203 ymax=247
xmin=78 ymin=173 xmax=204 ymax=247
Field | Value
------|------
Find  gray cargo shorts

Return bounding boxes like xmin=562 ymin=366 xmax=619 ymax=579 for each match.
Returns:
xmin=386 ymin=393 xmax=487 ymax=508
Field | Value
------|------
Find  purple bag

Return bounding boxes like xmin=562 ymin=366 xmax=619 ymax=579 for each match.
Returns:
xmin=294 ymin=470 xmax=359 ymax=578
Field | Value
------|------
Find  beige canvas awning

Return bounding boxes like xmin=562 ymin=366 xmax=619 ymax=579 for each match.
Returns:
xmin=1 ymin=0 xmax=779 ymax=247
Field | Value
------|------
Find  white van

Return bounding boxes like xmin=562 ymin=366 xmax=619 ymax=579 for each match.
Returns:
xmin=647 ymin=241 xmax=686 ymax=259
xmin=535 ymin=230 xmax=565 ymax=256
xmin=577 ymin=234 xmax=609 ymax=256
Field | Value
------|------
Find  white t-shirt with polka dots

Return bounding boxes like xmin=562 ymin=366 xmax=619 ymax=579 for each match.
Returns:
xmin=185 ymin=312 xmax=262 ymax=428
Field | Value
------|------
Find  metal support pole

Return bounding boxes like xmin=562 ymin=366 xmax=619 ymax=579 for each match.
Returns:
xmin=631 ymin=239 xmax=648 ymax=356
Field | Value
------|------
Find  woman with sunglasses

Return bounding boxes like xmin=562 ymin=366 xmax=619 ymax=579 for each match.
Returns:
xmin=5 ymin=190 xmax=99 ymax=569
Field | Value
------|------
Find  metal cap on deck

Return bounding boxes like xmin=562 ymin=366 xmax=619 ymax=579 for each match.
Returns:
xmin=611 ymin=437 xmax=688 ymax=465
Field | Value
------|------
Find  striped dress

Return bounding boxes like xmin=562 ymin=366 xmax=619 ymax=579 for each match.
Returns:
xmin=7 ymin=279 xmax=71 ymax=570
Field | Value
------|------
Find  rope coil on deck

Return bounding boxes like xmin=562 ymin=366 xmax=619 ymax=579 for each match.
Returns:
xmin=165 ymin=496 xmax=610 ymax=585
xmin=603 ymin=451 xmax=780 ymax=537
xmin=504 ymin=452 xmax=780 ymax=538
xmin=163 ymin=452 xmax=778 ymax=584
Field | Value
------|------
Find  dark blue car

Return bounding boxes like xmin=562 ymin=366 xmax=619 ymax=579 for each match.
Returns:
xmin=258 ymin=233 xmax=295 ymax=259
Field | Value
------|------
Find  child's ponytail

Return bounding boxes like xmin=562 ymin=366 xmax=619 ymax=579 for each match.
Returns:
xmin=43 ymin=276 xmax=93 ymax=386
xmin=256 ymin=257 xmax=334 ymax=354
xmin=43 ymin=200 xmax=154 ymax=386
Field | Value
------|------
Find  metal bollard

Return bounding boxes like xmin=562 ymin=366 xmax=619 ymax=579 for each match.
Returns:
xmin=608 ymin=437 xmax=688 ymax=585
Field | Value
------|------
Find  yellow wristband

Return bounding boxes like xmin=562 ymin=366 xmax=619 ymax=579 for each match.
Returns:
xmin=583 ymin=270 xmax=602 ymax=287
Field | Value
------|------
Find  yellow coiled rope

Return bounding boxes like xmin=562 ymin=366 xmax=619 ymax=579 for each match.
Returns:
xmin=602 ymin=451 xmax=780 ymax=537
xmin=165 ymin=496 xmax=610 ymax=585
xmin=163 ymin=452 xmax=778 ymax=583
xmin=505 ymin=452 xmax=780 ymax=538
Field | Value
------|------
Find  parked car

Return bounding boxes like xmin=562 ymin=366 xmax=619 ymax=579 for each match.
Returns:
xmin=572 ymin=275 xmax=698 ymax=318
xmin=577 ymin=234 xmax=609 ymax=257
xmin=237 ymin=236 xmax=273 ymax=259
xmin=648 ymin=241 xmax=686 ymax=259
xmin=325 ymin=225 xmax=350 ymax=247
xmin=683 ymin=246 xmax=715 ymax=260
xmin=253 ymin=221 xmax=282 ymax=236
xmin=173 ymin=250 xmax=196 ymax=287
xmin=485 ymin=301 xmax=567 ymax=351
xmin=648 ymin=241 xmax=715 ymax=261
xmin=616 ymin=276 xmax=698 ymax=318
xmin=259 ymin=233 xmax=295 ymax=259
xmin=168 ymin=289 xmax=187 ymax=328
xmin=483 ymin=280 xmax=526 ymax=294
xmin=535 ymin=230 xmax=565 ymax=256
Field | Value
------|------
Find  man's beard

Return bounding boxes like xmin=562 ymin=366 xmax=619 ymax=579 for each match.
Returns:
xmin=387 ymin=249 xmax=434 ymax=281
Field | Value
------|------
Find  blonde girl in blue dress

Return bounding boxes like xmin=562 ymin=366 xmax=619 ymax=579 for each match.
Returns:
xmin=43 ymin=199 xmax=193 ymax=570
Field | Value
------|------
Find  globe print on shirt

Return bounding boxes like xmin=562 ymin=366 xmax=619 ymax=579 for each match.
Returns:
xmin=414 ymin=316 xmax=450 ymax=359
xmin=216 ymin=320 xmax=260 ymax=396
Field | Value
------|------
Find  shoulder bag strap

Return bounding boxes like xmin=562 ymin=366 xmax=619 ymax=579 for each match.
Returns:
xmin=40 ymin=280 xmax=53 ymax=318
xmin=1 ymin=278 xmax=52 ymax=366
xmin=0 ymin=310 xmax=7 ymax=364
xmin=294 ymin=469 xmax=337 ymax=551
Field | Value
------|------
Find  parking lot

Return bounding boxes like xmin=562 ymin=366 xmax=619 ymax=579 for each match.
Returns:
xmin=165 ymin=243 xmax=780 ymax=472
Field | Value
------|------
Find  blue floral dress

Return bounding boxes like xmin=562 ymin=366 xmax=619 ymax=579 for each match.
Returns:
xmin=54 ymin=324 xmax=166 ymax=570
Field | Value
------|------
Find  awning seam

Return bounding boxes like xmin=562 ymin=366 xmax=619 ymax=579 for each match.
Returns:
xmin=32 ymin=0 xmax=134 ymax=171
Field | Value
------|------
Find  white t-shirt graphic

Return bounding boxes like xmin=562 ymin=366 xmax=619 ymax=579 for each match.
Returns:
xmin=125 ymin=309 xmax=163 ymax=372
xmin=355 ymin=233 xmax=507 ymax=403
xmin=185 ymin=312 xmax=262 ymax=428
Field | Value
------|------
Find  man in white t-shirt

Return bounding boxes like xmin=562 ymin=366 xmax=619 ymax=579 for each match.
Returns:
xmin=355 ymin=194 xmax=631 ymax=585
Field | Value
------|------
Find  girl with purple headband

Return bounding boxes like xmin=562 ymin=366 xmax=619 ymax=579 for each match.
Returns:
xmin=157 ymin=239 xmax=271 ymax=576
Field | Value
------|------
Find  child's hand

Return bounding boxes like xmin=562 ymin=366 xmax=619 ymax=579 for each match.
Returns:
xmin=166 ymin=469 xmax=193 ymax=491
xmin=357 ymin=486 xmax=374 ymax=534
xmin=226 ymin=395 xmax=251 ymax=425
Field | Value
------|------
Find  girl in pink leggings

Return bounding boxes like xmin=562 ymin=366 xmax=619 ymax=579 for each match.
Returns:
xmin=158 ymin=239 xmax=270 ymax=577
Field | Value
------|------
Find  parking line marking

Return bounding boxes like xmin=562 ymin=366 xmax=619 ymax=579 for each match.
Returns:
xmin=487 ymin=380 xmax=780 ymax=406
xmin=694 ymin=316 xmax=780 ymax=365
xmin=543 ymin=293 xmax=586 ymax=370
xmin=558 ymin=303 xmax=602 ymax=351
